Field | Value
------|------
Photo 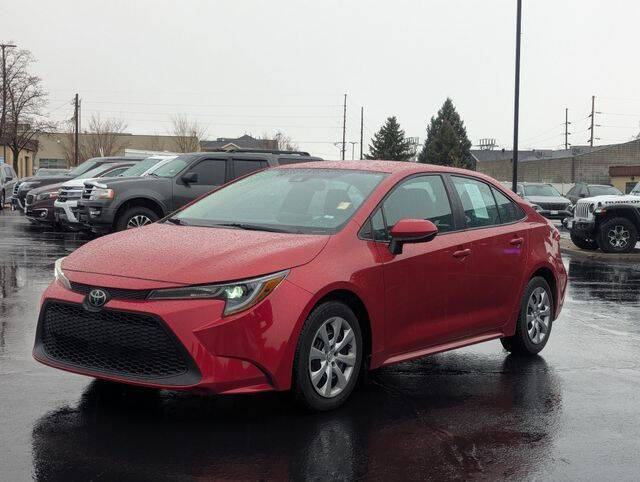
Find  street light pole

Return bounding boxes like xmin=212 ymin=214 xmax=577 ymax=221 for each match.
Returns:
xmin=1 ymin=43 xmax=17 ymax=165
xmin=511 ymin=0 xmax=522 ymax=193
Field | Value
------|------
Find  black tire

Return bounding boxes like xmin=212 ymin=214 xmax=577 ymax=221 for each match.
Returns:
xmin=293 ymin=301 xmax=363 ymax=411
xmin=115 ymin=206 xmax=158 ymax=232
xmin=570 ymin=232 xmax=598 ymax=250
xmin=0 ymin=190 xmax=4 ymax=210
xmin=597 ymin=217 xmax=638 ymax=254
xmin=501 ymin=276 xmax=553 ymax=356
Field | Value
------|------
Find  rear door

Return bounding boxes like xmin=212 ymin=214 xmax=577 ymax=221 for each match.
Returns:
xmin=450 ymin=175 xmax=529 ymax=334
xmin=231 ymin=158 xmax=268 ymax=180
xmin=172 ymin=158 xmax=229 ymax=210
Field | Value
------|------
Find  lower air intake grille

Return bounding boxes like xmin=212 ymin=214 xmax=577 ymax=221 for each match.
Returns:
xmin=40 ymin=301 xmax=192 ymax=381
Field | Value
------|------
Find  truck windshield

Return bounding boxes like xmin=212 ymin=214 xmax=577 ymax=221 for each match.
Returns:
xmin=68 ymin=161 xmax=100 ymax=177
xmin=119 ymin=157 xmax=166 ymax=177
xmin=171 ymin=168 xmax=386 ymax=234
xmin=589 ymin=185 xmax=622 ymax=196
xmin=152 ymin=157 xmax=190 ymax=178
xmin=524 ymin=185 xmax=561 ymax=197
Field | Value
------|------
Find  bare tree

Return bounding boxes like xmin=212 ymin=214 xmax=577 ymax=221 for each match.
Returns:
xmin=83 ymin=115 xmax=128 ymax=159
xmin=261 ymin=131 xmax=299 ymax=151
xmin=3 ymin=47 xmax=54 ymax=168
xmin=170 ymin=114 xmax=206 ymax=152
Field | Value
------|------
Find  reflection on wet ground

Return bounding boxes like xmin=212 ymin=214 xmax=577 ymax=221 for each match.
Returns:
xmin=1 ymin=211 xmax=639 ymax=480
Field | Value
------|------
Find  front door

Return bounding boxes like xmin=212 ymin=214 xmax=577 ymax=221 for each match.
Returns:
xmin=374 ymin=174 xmax=472 ymax=358
xmin=172 ymin=158 xmax=228 ymax=210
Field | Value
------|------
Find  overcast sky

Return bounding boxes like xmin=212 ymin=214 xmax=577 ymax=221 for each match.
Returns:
xmin=3 ymin=0 xmax=640 ymax=158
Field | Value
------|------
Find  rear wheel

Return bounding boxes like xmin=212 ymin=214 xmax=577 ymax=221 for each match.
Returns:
xmin=570 ymin=232 xmax=598 ymax=250
xmin=501 ymin=277 xmax=553 ymax=355
xmin=293 ymin=301 xmax=362 ymax=411
xmin=115 ymin=206 xmax=158 ymax=231
xmin=597 ymin=217 xmax=637 ymax=253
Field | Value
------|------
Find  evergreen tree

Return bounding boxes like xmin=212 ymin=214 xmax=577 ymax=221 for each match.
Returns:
xmin=418 ymin=98 xmax=474 ymax=169
xmin=366 ymin=116 xmax=414 ymax=161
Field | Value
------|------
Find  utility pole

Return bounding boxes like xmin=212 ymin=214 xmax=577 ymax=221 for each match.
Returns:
xmin=589 ymin=95 xmax=595 ymax=147
xmin=348 ymin=141 xmax=358 ymax=160
xmin=564 ymin=108 xmax=571 ymax=149
xmin=74 ymin=93 xmax=79 ymax=166
xmin=1 ymin=43 xmax=17 ymax=164
xmin=341 ymin=94 xmax=347 ymax=160
xmin=511 ymin=0 xmax=522 ymax=193
xmin=359 ymin=106 xmax=364 ymax=160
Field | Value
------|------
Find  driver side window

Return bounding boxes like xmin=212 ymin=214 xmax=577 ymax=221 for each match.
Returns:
xmin=380 ymin=175 xmax=454 ymax=236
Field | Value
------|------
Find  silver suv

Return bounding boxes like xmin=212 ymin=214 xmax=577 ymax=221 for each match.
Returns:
xmin=0 ymin=164 xmax=18 ymax=210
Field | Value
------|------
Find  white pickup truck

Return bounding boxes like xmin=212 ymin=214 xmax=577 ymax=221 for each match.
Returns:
xmin=564 ymin=182 xmax=640 ymax=253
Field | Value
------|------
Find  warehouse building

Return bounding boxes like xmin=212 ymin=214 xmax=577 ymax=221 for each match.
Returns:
xmin=474 ymin=139 xmax=640 ymax=186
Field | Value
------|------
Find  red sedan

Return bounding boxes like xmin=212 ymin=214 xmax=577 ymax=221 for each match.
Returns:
xmin=33 ymin=161 xmax=567 ymax=411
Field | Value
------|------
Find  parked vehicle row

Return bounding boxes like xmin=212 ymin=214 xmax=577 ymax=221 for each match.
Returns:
xmin=0 ymin=163 xmax=18 ymax=210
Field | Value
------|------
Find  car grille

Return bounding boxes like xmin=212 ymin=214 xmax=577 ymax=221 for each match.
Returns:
xmin=538 ymin=202 xmax=569 ymax=211
xmin=25 ymin=194 xmax=34 ymax=205
xmin=40 ymin=301 xmax=191 ymax=380
xmin=13 ymin=182 xmax=21 ymax=195
xmin=81 ymin=185 xmax=94 ymax=200
xmin=58 ymin=187 xmax=83 ymax=203
xmin=69 ymin=281 xmax=151 ymax=300
xmin=575 ymin=203 xmax=590 ymax=219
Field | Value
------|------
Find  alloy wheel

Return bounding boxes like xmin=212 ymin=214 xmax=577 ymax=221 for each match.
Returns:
xmin=607 ymin=225 xmax=630 ymax=249
xmin=526 ymin=287 xmax=551 ymax=344
xmin=308 ymin=316 xmax=357 ymax=398
xmin=126 ymin=215 xmax=152 ymax=229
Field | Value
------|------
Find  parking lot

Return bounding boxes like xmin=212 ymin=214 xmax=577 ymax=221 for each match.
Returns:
xmin=0 ymin=209 xmax=638 ymax=480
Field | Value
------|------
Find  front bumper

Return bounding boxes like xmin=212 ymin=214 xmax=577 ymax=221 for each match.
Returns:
xmin=10 ymin=195 xmax=25 ymax=212
xmin=54 ymin=199 xmax=83 ymax=229
xmin=538 ymin=209 xmax=572 ymax=220
xmin=77 ymin=200 xmax=117 ymax=233
xmin=564 ymin=218 xmax=596 ymax=236
xmin=33 ymin=275 xmax=312 ymax=394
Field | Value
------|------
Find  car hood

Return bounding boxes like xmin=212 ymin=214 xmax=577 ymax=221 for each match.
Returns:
xmin=90 ymin=176 xmax=164 ymax=188
xmin=29 ymin=182 xmax=66 ymax=195
xmin=525 ymin=195 xmax=570 ymax=205
xmin=63 ymin=223 xmax=331 ymax=285
xmin=19 ymin=176 xmax=71 ymax=189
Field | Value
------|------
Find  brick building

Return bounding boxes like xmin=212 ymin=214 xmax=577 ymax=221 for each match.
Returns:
xmin=473 ymin=139 xmax=640 ymax=185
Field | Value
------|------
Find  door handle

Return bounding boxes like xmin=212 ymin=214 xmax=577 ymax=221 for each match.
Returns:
xmin=509 ymin=237 xmax=524 ymax=246
xmin=453 ymin=248 xmax=471 ymax=258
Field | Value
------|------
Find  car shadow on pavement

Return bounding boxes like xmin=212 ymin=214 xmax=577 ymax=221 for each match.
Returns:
xmin=31 ymin=353 xmax=561 ymax=481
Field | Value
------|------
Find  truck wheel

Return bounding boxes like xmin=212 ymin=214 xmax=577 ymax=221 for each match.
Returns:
xmin=570 ymin=232 xmax=598 ymax=250
xmin=597 ymin=217 xmax=637 ymax=253
xmin=115 ymin=206 xmax=158 ymax=231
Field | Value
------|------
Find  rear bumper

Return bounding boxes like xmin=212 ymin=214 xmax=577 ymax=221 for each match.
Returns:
xmin=33 ymin=276 xmax=312 ymax=394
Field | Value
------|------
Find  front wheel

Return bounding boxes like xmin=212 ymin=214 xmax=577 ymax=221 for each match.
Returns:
xmin=597 ymin=217 xmax=637 ymax=253
xmin=501 ymin=277 xmax=553 ymax=355
xmin=293 ymin=301 xmax=363 ymax=411
xmin=115 ymin=206 xmax=159 ymax=232
xmin=570 ymin=232 xmax=598 ymax=250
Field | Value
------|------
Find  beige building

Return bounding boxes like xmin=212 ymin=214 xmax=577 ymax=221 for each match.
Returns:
xmin=0 ymin=140 xmax=38 ymax=178
xmin=33 ymin=132 xmax=197 ymax=169
xmin=474 ymin=139 xmax=640 ymax=185
xmin=609 ymin=165 xmax=640 ymax=193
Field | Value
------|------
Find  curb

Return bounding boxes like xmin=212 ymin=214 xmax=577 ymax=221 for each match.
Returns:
xmin=560 ymin=238 xmax=640 ymax=261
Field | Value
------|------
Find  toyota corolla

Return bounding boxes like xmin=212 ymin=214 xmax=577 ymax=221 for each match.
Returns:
xmin=33 ymin=161 xmax=567 ymax=410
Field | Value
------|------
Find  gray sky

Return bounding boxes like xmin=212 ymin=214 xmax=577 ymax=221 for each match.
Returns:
xmin=3 ymin=0 xmax=640 ymax=158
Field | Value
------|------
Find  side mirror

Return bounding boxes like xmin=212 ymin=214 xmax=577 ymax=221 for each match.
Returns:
xmin=579 ymin=193 xmax=586 ymax=198
xmin=181 ymin=172 xmax=198 ymax=184
xmin=388 ymin=219 xmax=438 ymax=255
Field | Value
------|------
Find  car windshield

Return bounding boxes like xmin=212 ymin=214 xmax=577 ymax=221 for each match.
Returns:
xmin=76 ymin=165 xmax=116 ymax=180
xmin=68 ymin=161 xmax=101 ymax=177
xmin=524 ymin=184 xmax=561 ymax=197
xmin=589 ymin=185 xmax=622 ymax=196
xmin=152 ymin=156 xmax=190 ymax=178
xmin=35 ymin=168 xmax=66 ymax=177
xmin=118 ymin=157 xmax=164 ymax=177
xmin=172 ymin=168 xmax=387 ymax=234
xmin=631 ymin=182 xmax=640 ymax=195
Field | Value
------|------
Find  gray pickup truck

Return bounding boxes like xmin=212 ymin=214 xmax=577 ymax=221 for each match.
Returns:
xmin=77 ymin=150 xmax=323 ymax=234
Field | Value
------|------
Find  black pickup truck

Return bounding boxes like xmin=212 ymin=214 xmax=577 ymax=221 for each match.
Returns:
xmin=77 ymin=150 xmax=323 ymax=234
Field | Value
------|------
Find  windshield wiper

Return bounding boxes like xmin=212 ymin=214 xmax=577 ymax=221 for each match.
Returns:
xmin=165 ymin=217 xmax=187 ymax=226
xmin=214 ymin=222 xmax=292 ymax=233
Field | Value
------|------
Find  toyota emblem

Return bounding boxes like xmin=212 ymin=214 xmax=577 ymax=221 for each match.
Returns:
xmin=88 ymin=289 xmax=108 ymax=308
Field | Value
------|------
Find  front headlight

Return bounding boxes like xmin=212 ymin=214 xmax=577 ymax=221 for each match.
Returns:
xmin=147 ymin=270 xmax=289 ymax=316
xmin=89 ymin=188 xmax=114 ymax=200
xmin=54 ymin=257 xmax=71 ymax=289
xmin=37 ymin=191 xmax=58 ymax=201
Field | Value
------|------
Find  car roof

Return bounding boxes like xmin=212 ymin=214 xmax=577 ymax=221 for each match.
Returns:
xmin=274 ymin=159 xmax=479 ymax=175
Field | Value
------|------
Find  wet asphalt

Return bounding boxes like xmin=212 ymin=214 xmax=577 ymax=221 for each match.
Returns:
xmin=1 ymin=210 xmax=639 ymax=481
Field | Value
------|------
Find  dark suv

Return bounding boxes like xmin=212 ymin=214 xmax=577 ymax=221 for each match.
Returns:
xmin=565 ymin=183 xmax=622 ymax=204
xmin=77 ymin=150 xmax=323 ymax=233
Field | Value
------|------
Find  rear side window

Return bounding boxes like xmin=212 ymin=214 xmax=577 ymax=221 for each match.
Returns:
xmin=233 ymin=160 xmax=267 ymax=178
xmin=190 ymin=160 xmax=227 ymax=185
xmin=451 ymin=176 xmax=500 ymax=228
xmin=382 ymin=175 xmax=454 ymax=233
xmin=491 ymin=187 xmax=525 ymax=224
